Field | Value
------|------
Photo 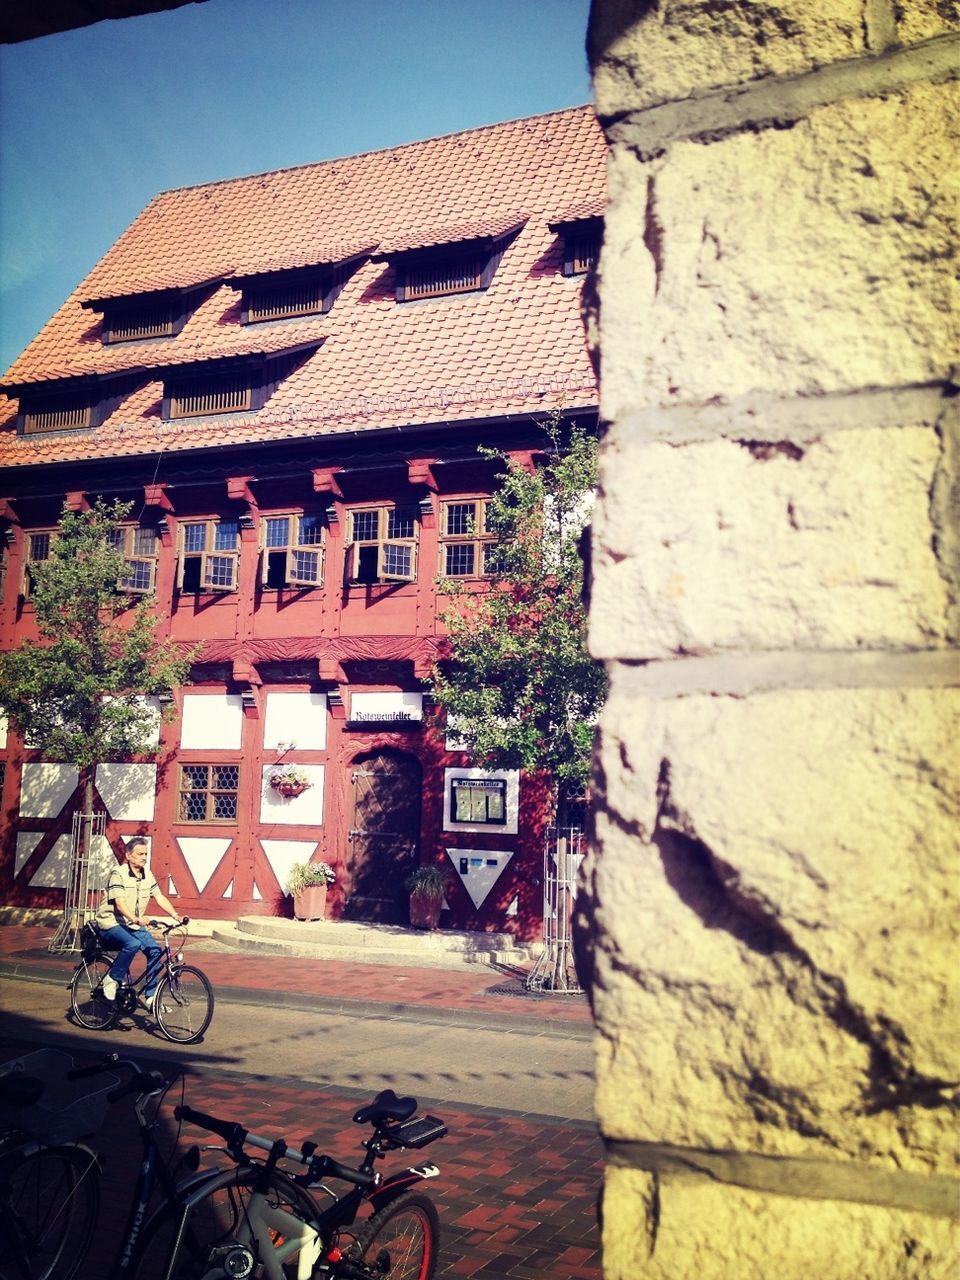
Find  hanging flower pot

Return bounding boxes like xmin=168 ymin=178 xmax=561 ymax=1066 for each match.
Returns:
xmin=270 ymin=766 xmax=312 ymax=799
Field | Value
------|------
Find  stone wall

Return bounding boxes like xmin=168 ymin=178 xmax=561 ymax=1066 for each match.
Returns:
xmin=580 ymin=2 xmax=959 ymax=1275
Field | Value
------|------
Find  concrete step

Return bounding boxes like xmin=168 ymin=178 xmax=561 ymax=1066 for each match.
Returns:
xmin=210 ymin=916 xmax=538 ymax=970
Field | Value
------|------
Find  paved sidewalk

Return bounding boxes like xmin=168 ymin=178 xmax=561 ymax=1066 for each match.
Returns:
xmin=0 ymin=921 xmax=593 ymax=1033
xmin=1 ymin=921 xmax=602 ymax=1278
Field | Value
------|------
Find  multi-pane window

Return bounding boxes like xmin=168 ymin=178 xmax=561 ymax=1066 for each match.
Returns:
xmin=450 ymin=777 xmax=508 ymax=825
xmin=177 ymin=519 xmax=240 ymax=593
xmin=346 ymin=506 xmax=418 ymax=584
xmin=261 ymin=513 xmax=325 ymax=589
xmin=22 ymin=530 xmax=55 ymax=596
xmin=107 ymin=525 xmax=160 ymax=594
xmin=178 ymin=763 xmax=240 ymax=822
xmin=440 ymin=500 xmax=498 ymax=578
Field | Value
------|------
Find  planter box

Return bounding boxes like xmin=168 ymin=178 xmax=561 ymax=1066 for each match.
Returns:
xmin=293 ymin=884 xmax=327 ymax=922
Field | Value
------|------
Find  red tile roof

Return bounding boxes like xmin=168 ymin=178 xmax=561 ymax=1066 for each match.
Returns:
xmin=0 ymin=105 xmax=605 ymax=468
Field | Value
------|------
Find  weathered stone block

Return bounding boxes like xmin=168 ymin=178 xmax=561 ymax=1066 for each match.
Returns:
xmin=897 ymin=0 xmax=960 ymax=45
xmin=583 ymin=684 xmax=959 ymax=1166
xmin=589 ymin=426 xmax=952 ymax=658
xmin=602 ymin=1167 xmax=960 ymax=1279
xmin=589 ymin=0 xmax=866 ymax=116
xmin=600 ymin=82 xmax=960 ymax=413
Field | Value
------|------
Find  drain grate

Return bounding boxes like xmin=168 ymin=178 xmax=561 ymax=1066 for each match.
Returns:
xmin=485 ymin=980 xmax=584 ymax=999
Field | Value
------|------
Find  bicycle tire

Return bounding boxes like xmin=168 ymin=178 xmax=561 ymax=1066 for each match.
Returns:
xmin=69 ymin=956 xmax=120 ymax=1032
xmin=127 ymin=1165 xmax=321 ymax=1280
xmin=0 ymin=1141 xmax=100 ymax=1280
xmin=352 ymin=1191 xmax=439 ymax=1280
xmin=154 ymin=965 xmax=214 ymax=1044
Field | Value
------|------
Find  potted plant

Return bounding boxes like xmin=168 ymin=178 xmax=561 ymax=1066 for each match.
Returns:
xmin=405 ymin=864 xmax=448 ymax=930
xmin=286 ymin=861 xmax=336 ymax=921
xmin=269 ymin=764 xmax=312 ymax=799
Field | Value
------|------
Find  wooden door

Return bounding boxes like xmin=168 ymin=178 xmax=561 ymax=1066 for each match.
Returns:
xmin=346 ymin=751 xmax=421 ymax=922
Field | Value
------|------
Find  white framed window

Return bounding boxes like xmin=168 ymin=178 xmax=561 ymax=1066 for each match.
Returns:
xmin=107 ymin=524 xmax=160 ymax=594
xmin=177 ymin=518 xmax=240 ymax=593
xmin=345 ymin=506 xmax=418 ymax=584
xmin=439 ymin=499 xmax=499 ymax=578
xmin=261 ymin=513 xmax=325 ymax=589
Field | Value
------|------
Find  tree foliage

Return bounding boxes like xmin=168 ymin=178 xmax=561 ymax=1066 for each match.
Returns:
xmin=432 ymin=423 xmax=606 ymax=806
xmin=0 ymin=500 xmax=192 ymax=772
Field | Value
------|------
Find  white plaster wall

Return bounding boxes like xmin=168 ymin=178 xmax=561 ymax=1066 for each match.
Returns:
xmin=263 ymin=692 xmax=327 ymax=751
xmin=95 ymin=763 xmax=158 ymax=821
xmin=260 ymin=765 xmax=325 ymax=826
xmin=180 ymin=694 xmax=244 ymax=749
xmin=19 ymin=763 xmax=78 ymax=818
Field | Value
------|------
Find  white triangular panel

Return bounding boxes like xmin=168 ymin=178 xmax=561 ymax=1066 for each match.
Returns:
xmin=15 ymin=832 xmax=44 ymax=879
xmin=253 ymin=881 xmax=264 ymax=901
xmin=222 ymin=880 xmax=234 ymax=899
xmin=445 ymin=848 xmax=514 ymax=910
xmin=29 ymin=835 xmax=73 ymax=887
xmin=259 ymin=839 xmax=319 ymax=895
xmin=167 ymin=876 xmax=179 ymax=897
xmin=175 ymin=838 xmax=233 ymax=895
xmin=506 ymin=895 xmax=519 ymax=917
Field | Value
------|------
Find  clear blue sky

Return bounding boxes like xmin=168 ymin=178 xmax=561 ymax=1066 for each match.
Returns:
xmin=0 ymin=0 xmax=594 ymax=374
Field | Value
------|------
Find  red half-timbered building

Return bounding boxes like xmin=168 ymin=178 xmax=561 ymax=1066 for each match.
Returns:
xmin=0 ymin=105 xmax=604 ymax=936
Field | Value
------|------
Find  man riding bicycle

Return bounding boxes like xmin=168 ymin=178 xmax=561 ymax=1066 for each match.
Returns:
xmin=95 ymin=836 xmax=178 ymax=1012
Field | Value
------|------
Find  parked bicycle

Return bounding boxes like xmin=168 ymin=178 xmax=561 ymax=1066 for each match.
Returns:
xmin=0 ymin=1048 xmax=117 ymax=1280
xmin=63 ymin=1052 xmax=446 ymax=1280
xmin=69 ymin=917 xmax=214 ymax=1044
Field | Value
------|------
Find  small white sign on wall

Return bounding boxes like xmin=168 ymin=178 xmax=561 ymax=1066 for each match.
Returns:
xmin=442 ymin=767 xmax=519 ymax=835
xmin=180 ymin=694 xmax=244 ymax=750
xmin=350 ymin=692 xmax=423 ymax=724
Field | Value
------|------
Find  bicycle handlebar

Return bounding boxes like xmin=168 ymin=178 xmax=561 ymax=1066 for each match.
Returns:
xmin=174 ymin=1104 xmax=376 ymax=1188
xmin=68 ymin=1053 xmax=173 ymax=1103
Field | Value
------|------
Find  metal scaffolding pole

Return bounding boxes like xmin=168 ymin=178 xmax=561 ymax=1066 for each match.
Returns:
xmin=48 ymin=810 xmax=107 ymax=954
xmin=526 ymin=826 xmax=585 ymax=993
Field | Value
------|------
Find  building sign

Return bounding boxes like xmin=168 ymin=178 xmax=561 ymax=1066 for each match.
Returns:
xmin=446 ymin=848 xmax=514 ymax=909
xmin=450 ymin=776 xmax=507 ymax=825
xmin=349 ymin=692 xmax=424 ymax=724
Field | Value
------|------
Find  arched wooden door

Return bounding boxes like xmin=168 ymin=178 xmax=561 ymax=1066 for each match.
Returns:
xmin=346 ymin=750 xmax=421 ymax=923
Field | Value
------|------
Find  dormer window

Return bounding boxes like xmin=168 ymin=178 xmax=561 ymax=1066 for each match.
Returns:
xmin=83 ymin=279 xmax=221 ymax=346
xmin=233 ymin=247 xmax=374 ymax=325
xmin=549 ymin=207 xmax=604 ymax=276
xmin=375 ymin=217 xmax=524 ymax=303
xmin=11 ymin=375 xmax=134 ymax=437
xmin=161 ymin=343 xmax=320 ymax=421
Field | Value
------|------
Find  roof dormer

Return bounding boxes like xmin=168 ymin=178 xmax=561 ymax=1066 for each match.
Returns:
xmin=230 ymin=244 xmax=376 ymax=325
xmin=549 ymin=200 xmax=604 ymax=276
xmin=374 ymin=215 xmax=525 ymax=302
xmin=81 ymin=277 xmax=223 ymax=345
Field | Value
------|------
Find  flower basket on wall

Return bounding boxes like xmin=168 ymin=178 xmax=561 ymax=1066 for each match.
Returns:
xmin=270 ymin=765 xmax=312 ymax=799
xmin=286 ymin=861 xmax=336 ymax=922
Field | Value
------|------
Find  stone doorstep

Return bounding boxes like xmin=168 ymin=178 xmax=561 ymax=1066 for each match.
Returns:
xmin=211 ymin=916 xmax=538 ymax=969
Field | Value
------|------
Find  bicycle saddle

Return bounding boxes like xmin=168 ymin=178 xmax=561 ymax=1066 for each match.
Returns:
xmin=352 ymin=1088 xmax=417 ymax=1126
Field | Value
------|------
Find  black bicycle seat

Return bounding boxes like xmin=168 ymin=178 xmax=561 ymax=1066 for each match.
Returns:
xmin=352 ymin=1088 xmax=417 ymax=1126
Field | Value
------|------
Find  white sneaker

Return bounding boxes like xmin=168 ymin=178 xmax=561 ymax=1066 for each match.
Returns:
xmin=101 ymin=975 xmax=118 ymax=1000
xmin=142 ymin=990 xmax=157 ymax=1012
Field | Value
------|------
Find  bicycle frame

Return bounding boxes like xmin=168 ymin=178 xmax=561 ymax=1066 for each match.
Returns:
xmin=110 ymin=1082 xmax=184 ymax=1280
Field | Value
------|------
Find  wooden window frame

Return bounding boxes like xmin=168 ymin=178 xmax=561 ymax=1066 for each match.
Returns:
xmin=22 ymin=528 xmax=56 ymax=597
xmin=242 ymin=271 xmax=330 ymax=324
xmin=345 ymin=505 xmax=418 ymax=584
xmin=103 ymin=300 xmax=176 ymax=344
xmin=21 ymin=394 xmax=93 ymax=436
xmin=394 ymin=236 xmax=509 ymax=303
xmin=177 ymin=762 xmax=240 ymax=823
xmin=439 ymin=499 xmax=498 ymax=579
xmin=177 ymin=519 xmax=240 ymax=593
xmin=108 ymin=524 xmax=160 ymax=595
xmin=260 ymin=512 xmax=325 ymax=589
xmin=166 ymin=373 xmax=253 ymax=420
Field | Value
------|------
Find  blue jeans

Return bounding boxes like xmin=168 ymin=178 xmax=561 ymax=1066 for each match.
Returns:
xmin=100 ymin=924 xmax=163 ymax=997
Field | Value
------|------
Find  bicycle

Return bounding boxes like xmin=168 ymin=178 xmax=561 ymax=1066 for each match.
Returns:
xmin=66 ymin=1052 xmax=445 ymax=1279
xmin=69 ymin=917 xmax=215 ymax=1044
xmin=0 ymin=1048 xmax=118 ymax=1280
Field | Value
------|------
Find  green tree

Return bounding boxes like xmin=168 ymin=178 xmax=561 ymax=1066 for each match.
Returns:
xmin=432 ymin=422 xmax=606 ymax=822
xmin=0 ymin=500 xmax=193 ymax=943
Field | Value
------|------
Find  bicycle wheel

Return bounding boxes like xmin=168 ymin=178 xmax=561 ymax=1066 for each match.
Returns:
xmin=154 ymin=965 xmax=214 ymax=1044
xmin=353 ymin=1191 xmax=439 ymax=1280
xmin=0 ymin=1141 xmax=99 ymax=1280
xmin=128 ymin=1166 xmax=321 ymax=1280
xmin=69 ymin=956 xmax=120 ymax=1032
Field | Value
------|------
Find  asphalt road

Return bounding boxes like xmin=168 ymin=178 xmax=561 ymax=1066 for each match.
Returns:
xmin=0 ymin=974 xmax=595 ymax=1121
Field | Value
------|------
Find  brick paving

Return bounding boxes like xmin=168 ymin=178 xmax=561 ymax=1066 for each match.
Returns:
xmin=0 ymin=923 xmax=602 ymax=1278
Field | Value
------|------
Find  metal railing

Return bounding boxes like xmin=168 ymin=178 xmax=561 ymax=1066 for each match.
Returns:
xmin=526 ymin=826 xmax=585 ymax=993
xmin=48 ymin=810 xmax=107 ymax=954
